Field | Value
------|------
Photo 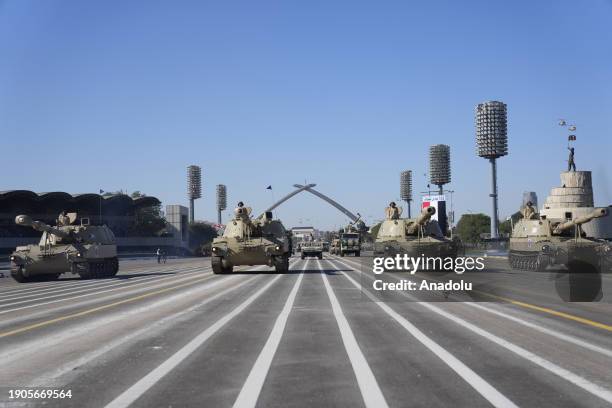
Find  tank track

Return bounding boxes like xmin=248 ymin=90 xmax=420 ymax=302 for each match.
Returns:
xmin=77 ymin=258 xmax=119 ymax=279
xmin=10 ymin=267 xmax=60 ymax=283
xmin=508 ymin=253 xmax=548 ymax=272
xmin=211 ymin=256 xmax=233 ymax=274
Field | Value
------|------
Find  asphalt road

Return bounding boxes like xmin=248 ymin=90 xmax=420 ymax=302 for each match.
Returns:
xmin=1 ymin=255 xmax=612 ymax=407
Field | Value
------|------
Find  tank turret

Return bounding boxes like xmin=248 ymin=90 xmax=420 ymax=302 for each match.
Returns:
xmin=553 ymin=208 xmax=608 ymax=234
xmin=406 ymin=207 xmax=436 ymax=234
xmin=15 ymin=214 xmax=71 ymax=239
xmin=509 ymin=207 xmax=609 ymax=272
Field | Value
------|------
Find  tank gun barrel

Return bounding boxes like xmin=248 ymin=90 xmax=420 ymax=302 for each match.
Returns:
xmin=345 ymin=213 xmax=364 ymax=232
xmin=406 ymin=207 xmax=436 ymax=234
xmin=553 ymin=208 xmax=608 ymax=233
xmin=15 ymin=215 xmax=70 ymax=238
xmin=349 ymin=213 xmax=362 ymax=226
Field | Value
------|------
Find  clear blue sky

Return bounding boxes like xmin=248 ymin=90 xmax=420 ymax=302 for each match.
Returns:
xmin=1 ymin=0 xmax=611 ymax=229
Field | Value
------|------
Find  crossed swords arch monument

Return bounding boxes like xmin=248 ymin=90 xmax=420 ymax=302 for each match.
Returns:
xmin=257 ymin=184 xmax=360 ymax=223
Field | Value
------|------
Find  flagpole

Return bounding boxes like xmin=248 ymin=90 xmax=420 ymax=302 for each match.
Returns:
xmin=266 ymin=185 xmax=276 ymax=218
xmin=99 ymin=189 xmax=104 ymax=225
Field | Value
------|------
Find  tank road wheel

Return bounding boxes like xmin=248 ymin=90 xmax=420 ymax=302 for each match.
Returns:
xmin=528 ymin=257 xmax=536 ymax=271
xmin=535 ymin=255 xmax=548 ymax=272
xmin=93 ymin=262 xmax=103 ymax=278
xmin=80 ymin=262 xmax=103 ymax=279
xmin=110 ymin=258 xmax=119 ymax=276
xmin=275 ymin=255 xmax=290 ymax=273
xmin=88 ymin=262 xmax=99 ymax=279
xmin=508 ymin=254 xmax=517 ymax=269
xmin=212 ymin=256 xmax=223 ymax=274
xmin=212 ymin=256 xmax=233 ymax=274
xmin=103 ymin=258 xmax=119 ymax=278
xmin=11 ymin=266 xmax=32 ymax=283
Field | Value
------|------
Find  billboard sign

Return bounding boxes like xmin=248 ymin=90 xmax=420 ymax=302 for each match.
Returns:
xmin=421 ymin=195 xmax=448 ymax=233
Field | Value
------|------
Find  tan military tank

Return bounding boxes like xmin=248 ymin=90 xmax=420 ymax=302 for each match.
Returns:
xmin=10 ymin=213 xmax=118 ymax=282
xmin=374 ymin=203 xmax=459 ymax=259
xmin=210 ymin=203 xmax=291 ymax=274
xmin=509 ymin=207 xmax=609 ymax=272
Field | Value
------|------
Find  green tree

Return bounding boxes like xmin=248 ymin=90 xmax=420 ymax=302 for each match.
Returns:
xmin=124 ymin=191 xmax=166 ymax=237
xmin=129 ymin=204 xmax=167 ymax=236
xmin=499 ymin=211 xmax=522 ymax=236
xmin=456 ymin=213 xmax=490 ymax=243
xmin=189 ymin=222 xmax=219 ymax=255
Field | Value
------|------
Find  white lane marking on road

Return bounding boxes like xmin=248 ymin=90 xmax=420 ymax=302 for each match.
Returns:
xmin=0 ymin=270 xmax=211 ymax=315
xmin=0 ymin=263 xmax=199 ymax=297
xmin=104 ymin=274 xmax=285 ymax=408
xmin=233 ymin=269 xmax=304 ymax=408
xmin=418 ymin=300 xmax=612 ymax=404
xmin=0 ymin=280 xmax=101 ymax=298
xmin=29 ymin=274 xmax=260 ymax=386
xmin=319 ymin=260 xmax=389 ymax=408
xmin=465 ymin=302 xmax=612 ymax=358
xmin=0 ymin=266 xmax=205 ymax=303
xmin=338 ymin=257 xmax=612 ymax=405
xmin=330 ymin=258 xmax=518 ymax=408
xmin=0 ymin=273 xmax=239 ymax=364
xmin=24 ymin=261 xmax=299 ymax=382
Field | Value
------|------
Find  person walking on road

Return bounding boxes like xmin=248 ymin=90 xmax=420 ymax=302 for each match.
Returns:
xmin=156 ymin=248 xmax=162 ymax=264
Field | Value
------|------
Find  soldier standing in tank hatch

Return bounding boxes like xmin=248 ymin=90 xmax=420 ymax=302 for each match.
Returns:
xmin=234 ymin=201 xmax=250 ymax=220
xmin=521 ymin=201 xmax=537 ymax=220
xmin=568 ymin=147 xmax=576 ymax=171
xmin=385 ymin=202 xmax=402 ymax=220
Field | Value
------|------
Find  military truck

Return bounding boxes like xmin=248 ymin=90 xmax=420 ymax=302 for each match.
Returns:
xmin=337 ymin=215 xmax=363 ymax=257
xmin=374 ymin=205 xmax=459 ymax=260
xmin=10 ymin=214 xmax=118 ymax=282
xmin=339 ymin=232 xmax=361 ymax=257
xmin=301 ymin=241 xmax=323 ymax=259
xmin=321 ymin=241 xmax=330 ymax=252
xmin=509 ymin=207 xmax=609 ymax=272
xmin=211 ymin=205 xmax=291 ymax=274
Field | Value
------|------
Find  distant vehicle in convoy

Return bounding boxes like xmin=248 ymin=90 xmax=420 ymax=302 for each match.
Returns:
xmin=10 ymin=213 xmax=118 ymax=282
xmin=374 ymin=203 xmax=459 ymax=261
xmin=321 ymin=241 xmax=330 ymax=252
xmin=338 ymin=215 xmax=363 ymax=257
xmin=330 ymin=239 xmax=340 ymax=255
xmin=340 ymin=232 xmax=361 ymax=257
xmin=301 ymin=241 xmax=323 ymax=259
xmin=509 ymin=206 xmax=610 ymax=272
xmin=210 ymin=203 xmax=291 ymax=274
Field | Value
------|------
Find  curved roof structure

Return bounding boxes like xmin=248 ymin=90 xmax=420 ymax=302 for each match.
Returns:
xmin=0 ymin=190 xmax=161 ymax=216
xmin=0 ymin=190 xmax=40 ymax=201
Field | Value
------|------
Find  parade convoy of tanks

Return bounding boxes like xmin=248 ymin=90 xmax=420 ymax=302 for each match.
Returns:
xmin=8 ymin=194 xmax=611 ymax=282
